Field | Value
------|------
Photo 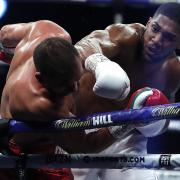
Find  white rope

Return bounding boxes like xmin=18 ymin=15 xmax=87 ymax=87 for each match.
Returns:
xmin=1 ymin=154 xmax=180 ymax=170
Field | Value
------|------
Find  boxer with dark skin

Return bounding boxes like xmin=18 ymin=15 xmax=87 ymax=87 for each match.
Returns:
xmin=75 ymin=3 xmax=180 ymax=116
xmin=72 ymin=2 xmax=180 ymax=180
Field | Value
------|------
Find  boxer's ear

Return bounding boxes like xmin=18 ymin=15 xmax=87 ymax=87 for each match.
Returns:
xmin=146 ymin=17 xmax=152 ymax=27
xmin=35 ymin=72 xmax=42 ymax=82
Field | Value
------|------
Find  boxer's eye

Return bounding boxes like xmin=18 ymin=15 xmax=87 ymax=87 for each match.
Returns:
xmin=151 ymin=24 xmax=160 ymax=33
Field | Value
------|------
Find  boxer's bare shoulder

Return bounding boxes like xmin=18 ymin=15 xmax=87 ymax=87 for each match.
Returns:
xmin=75 ymin=23 xmax=145 ymax=61
xmin=15 ymin=20 xmax=71 ymax=52
xmin=26 ymin=20 xmax=71 ymax=42
xmin=158 ymin=55 xmax=180 ymax=99
xmin=163 ymin=54 xmax=180 ymax=74
xmin=106 ymin=23 xmax=145 ymax=44
xmin=6 ymin=20 xmax=71 ymax=76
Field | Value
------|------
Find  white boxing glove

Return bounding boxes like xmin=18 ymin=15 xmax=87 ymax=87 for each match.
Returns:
xmin=85 ymin=53 xmax=130 ymax=100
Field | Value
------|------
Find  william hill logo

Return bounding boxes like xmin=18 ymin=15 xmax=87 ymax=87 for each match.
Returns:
xmin=92 ymin=114 xmax=112 ymax=126
xmin=54 ymin=114 xmax=113 ymax=130
xmin=152 ymin=106 xmax=180 ymax=117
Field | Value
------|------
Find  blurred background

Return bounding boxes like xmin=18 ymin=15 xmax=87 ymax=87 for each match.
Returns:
xmin=1 ymin=0 xmax=180 ymax=44
xmin=0 ymin=0 xmax=180 ymax=154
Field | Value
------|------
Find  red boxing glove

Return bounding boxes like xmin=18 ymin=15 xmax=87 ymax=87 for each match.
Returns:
xmin=127 ymin=87 xmax=170 ymax=137
xmin=146 ymin=88 xmax=169 ymax=106
xmin=127 ymin=87 xmax=169 ymax=108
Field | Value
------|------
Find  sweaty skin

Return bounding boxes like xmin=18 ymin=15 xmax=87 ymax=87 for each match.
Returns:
xmin=1 ymin=20 xmax=72 ymax=121
xmin=0 ymin=20 xmax=114 ymax=154
xmin=75 ymin=16 xmax=180 ymax=117
xmin=72 ymin=14 xmax=180 ymax=180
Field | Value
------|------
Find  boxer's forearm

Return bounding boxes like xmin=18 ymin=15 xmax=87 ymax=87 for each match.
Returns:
xmin=75 ymin=41 xmax=102 ymax=67
xmin=80 ymin=128 xmax=115 ymax=153
xmin=70 ymin=129 xmax=115 ymax=153
xmin=0 ymin=22 xmax=32 ymax=48
xmin=54 ymin=129 xmax=115 ymax=154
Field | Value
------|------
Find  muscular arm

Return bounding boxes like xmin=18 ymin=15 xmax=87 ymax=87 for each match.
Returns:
xmin=163 ymin=55 xmax=180 ymax=101
xmin=75 ymin=23 xmax=145 ymax=66
xmin=0 ymin=23 xmax=32 ymax=48
xmin=0 ymin=23 xmax=32 ymax=63
xmin=0 ymin=20 xmax=71 ymax=62
xmin=14 ymin=127 xmax=115 ymax=154
xmin=52 ymin=129 xmax=115 ymax=153
xmin=4 ymin=20 xmax=71 ymax=76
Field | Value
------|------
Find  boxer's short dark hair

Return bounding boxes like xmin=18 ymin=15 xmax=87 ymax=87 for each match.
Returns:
xmin=33 ymin=37 xmax=79 ymax=83
xmin=153 ymin=2 xmax=180 ymax=26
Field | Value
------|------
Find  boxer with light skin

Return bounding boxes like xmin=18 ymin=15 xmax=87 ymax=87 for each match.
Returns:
xmin=72 ymin=2 xmax=180 ymax=180
xmin=0 ymin=20 xmax=81 ymax=179
xmin=0 ymin=19 xmax=132 ymax=179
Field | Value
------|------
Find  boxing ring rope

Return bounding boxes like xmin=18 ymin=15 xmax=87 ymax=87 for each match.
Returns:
xmin=0 ymin=102 xmax=180 ymax=179
xmin=0 ymin=153 xmax=180 ymax=170
xmin=0 ymin=102 xmax=179 ymax=135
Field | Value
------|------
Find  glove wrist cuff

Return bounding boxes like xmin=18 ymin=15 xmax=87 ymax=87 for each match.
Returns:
xmin=108 ymin=125 xmax=133 ymax=139
xmin=85 ymin=53 xmax=110 ymax=74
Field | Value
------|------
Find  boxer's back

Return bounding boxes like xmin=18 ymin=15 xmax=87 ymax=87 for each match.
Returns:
xmin=1 ymin=20 xmax=72 ymax=122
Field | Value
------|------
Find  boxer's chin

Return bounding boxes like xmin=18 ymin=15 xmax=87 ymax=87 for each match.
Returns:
xmin=142 ymin=49 xmax=153 ymax=62
xmin=143 ymin=49 xmax=158 ymax=63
